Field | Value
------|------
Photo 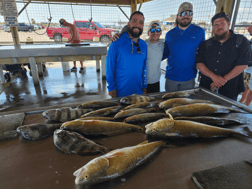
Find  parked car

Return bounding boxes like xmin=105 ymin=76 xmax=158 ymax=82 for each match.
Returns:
xmin=4 ymin=23 xmax=34 ymax=32
xmin=46 ymin=20 xmax=118 ymax=44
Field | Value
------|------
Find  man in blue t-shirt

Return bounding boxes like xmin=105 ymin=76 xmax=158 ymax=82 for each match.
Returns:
xmin=163 ymin=2 xmax=205 ymax=92
xmin=106 ymin=11 xmax=148 ymax=97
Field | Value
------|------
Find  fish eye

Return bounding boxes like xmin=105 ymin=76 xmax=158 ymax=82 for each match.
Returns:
xmin=85 ymin=175 xmax=89 ymax=179
xmin=153 ymin=128 xmax=156 ymax=131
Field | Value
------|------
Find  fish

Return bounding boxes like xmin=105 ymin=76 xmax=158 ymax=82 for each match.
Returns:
xmin=79 ymin=117 xmax=114 ymax=121
xmin=60 ymin=120 xmax=143 ymax=136
xmin=42 ymin=106 xmax=94 ymax=122
xmin=81 ymin=101 xmax=119 ymax=109
xmin=120 ymin=94 xmax=156 ymax=105
xmin=80 ymin=106 xmax=122 ymax=118
xmin=17 ymin=123 xmax=62 ymax=140
xmin=145 ymin=113 xmax=252 ymax=139
xmin=166 ymin=103 xmax=244 ymax=117
xmin=123 ymin=101 xmax=159 ymax=110
xmin=53 ymin=129 xmax=110 ymax=155
xmin=159 ymin=98 xmax=214 ymax=109
xmin=174 ymin=116 xmax=247 ymax=126
xmin=124 ymin=113 xmax=169 ymax=123
xmin=73 ymin=140 xmax=171 ymax=185
xmin=113 ymin=108 xmax=157 ymax=120
xmin=162 ymin=90 xmax=198 ymax=99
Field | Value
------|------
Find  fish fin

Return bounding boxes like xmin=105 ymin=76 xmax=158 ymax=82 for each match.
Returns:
xmin=73 ymin=167 xmax=83 ymax=176
xmin=76 ymin=105 xmax=83 ymax=109
xmin=165 ymin=133 xmax=179 ymax=137
xmin=166 ymin=112 xmax=174 ymax=120
xmin=137 ymin=141 xmax=148 ymax=146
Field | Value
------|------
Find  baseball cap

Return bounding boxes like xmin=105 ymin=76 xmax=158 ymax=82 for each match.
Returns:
xmin=211 ymin=12 xmax=230 ymax=25
xmin=59 ymin=18 xmax=65 ymax=25
xmin=178 ymin=2 xmax=193 ymax=15
xmin=148 ymin=20 xmax=161 ymax=31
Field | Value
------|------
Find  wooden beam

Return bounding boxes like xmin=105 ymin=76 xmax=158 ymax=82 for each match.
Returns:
xmin=215 ymin=0 xmax=235 ymax=19
xmin=117 ymin=5 xmax=130 ymax=20
xmin=18 ymin=0 xmax=31 ymax=16
xmin=131 ymin=0 xmax=137 ymax=13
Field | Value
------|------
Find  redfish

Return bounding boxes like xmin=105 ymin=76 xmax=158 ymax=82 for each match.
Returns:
xmin=61 ymin=120 xmax=143 ymax=136
xmin=114 ymin=108 xmax=157 ymax=120
xmin=145 ymin=113 xmax=252 ymax=139
xmin=74 ymin=140 xmax=171 ymax=185
xmin=166 ymin=103 xmax=244 ymax=117
xmin=159 ymin=98 xmax=213 ymax=109
xmin=80 ymin=106 xmax=122 ymax=118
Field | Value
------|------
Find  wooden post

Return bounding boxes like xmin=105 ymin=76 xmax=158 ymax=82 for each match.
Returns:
xmin=29 ymin=57 xmax=40 ymax=85
xmin=0 ymin=65 xmax=4 ymax=84
xmin=131 ymin=0 xmax=137 ymax=14
xmin=96 ymin=60 xmax=100 ymax=72
xmin=215 ymin=0 xmax=235 ymax=18
xmin=101 ymin=55 xmax=106 ymax=79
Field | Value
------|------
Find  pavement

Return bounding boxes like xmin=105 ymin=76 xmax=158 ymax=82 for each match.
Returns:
xmin=0 ymin=60 xmax=248 ymax=114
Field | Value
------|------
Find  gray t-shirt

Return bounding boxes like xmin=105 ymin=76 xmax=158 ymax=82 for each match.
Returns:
xmin=145 ymin=39 xmax=164 ymax=84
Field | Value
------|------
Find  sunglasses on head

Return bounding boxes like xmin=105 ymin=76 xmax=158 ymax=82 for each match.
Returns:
xmin=134 ymin=42 xmax=141 ymax=54
xmin=180 ymin=10 xmax=193 ymax=17
xmin=150 ymin=28 xmax=161 ymax=33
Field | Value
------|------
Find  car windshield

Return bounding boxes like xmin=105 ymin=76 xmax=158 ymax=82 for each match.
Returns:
xmin=93 ymin=22 xmax=105 ymax=28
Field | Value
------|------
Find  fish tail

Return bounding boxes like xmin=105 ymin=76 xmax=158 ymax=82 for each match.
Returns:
xmin=234 ymin=126 xmax=252 ymax=138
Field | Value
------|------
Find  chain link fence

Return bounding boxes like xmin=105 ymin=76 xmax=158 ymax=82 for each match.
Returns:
xmin=0 ymin=0 xmax=252 ymax=44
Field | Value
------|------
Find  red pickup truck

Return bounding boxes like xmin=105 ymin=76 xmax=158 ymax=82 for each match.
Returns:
xmin=46 ymin=20 xmax=118 ymax=43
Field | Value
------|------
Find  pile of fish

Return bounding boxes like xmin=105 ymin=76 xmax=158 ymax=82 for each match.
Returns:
xmin=15 ymin=91 xmax=252 ymax=186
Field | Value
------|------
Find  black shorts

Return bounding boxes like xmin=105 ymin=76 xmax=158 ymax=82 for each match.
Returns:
xmin=147 ymin=81 xmax=160 ymax=93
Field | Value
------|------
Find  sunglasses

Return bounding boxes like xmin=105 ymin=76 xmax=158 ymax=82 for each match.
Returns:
xmin=150 ymin=28 xmax=161 ymax=33
xmin=134 ymin=42 xmax=141 ymax=54
xmin=180 ymin=10 xmax=193 ymax=17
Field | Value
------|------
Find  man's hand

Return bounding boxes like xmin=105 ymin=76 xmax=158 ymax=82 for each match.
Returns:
xmin=109 ymin=90 xmax=117 ymax=98
xmin=143 ymin=88 xmax=147 ymax=94
xmin=111 ymin=33 xmax=120 ymax=42
xmin=210 ymin=82 xmax=221 ymax=91
xmin=211 ymin=75 xmax=227 ymax=86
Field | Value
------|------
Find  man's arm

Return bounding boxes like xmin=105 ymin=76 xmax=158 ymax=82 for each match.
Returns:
xmin=106 ymin=42 xmax=117 ymax=97
xmin=223 ymin=65 xmax=248 ymax=81
xmin=196 ymin=63 xmax=227 ymax=86
xmin=142 ymin=53 xmax=148 ymax=94
xmin=67 ymin=26 xmax=74 ymax=43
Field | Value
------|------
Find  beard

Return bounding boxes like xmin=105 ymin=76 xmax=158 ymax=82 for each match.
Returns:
xmin=128 ymin=26 xmax=143 ymax=38
xmin=214 ymin=30 xmax=228 ymax=40
xmin=178 ymin=18 xmax=192 ymax=27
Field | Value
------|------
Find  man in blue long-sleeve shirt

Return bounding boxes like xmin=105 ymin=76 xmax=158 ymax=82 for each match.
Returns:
xmin=106 ymin=11 xmax=148 ymax=97
xmin=163 ymin=2 xmax=205 ymax=92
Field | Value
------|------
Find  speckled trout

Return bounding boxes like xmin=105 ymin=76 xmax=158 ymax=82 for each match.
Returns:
xmin=17 ymin=123 xmax=62 ymax=140
xmin=166 ymin=103 xmax=244 ymax=117
xmin=123 ymin=101 xmax=159 ymax=110
xmin=120 ymin=94 xmax=156 ymax=105
xmin=159 ymin=98 xmax=213 ymax=109
xmin=74 ymin=140 xmax=171 ymax=185
xmin=53 ymin=129 xmax=110 ymax=155
xmin=61 ymin=120 xmax=143 ymax=136
xmin=145 ymin=113 xmax=252 ymax=139
xmin=42 ymin=107 xmax=94 ymax=122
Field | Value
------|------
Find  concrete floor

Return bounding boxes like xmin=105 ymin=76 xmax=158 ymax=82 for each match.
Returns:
xmin=0 ymin=61 xmax=166 ymax=113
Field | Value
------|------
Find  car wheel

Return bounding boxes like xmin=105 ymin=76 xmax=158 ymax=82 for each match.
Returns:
xmin=100 ymin=35 xmax=111 ymax=45
xmin=54 ymin=34 xmax=62 ymax=42
xmin=4 ymin=73 xmax=11 ymax=82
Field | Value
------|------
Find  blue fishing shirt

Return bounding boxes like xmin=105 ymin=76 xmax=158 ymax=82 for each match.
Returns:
xmin=106 ymin=32 xmax=148 ymax=97
xmin=163 ymin=24 xmax=205 ymax=81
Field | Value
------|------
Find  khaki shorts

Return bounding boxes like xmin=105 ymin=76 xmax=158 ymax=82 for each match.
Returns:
xmin=244 ymin=72 xmax=251 ymax=89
